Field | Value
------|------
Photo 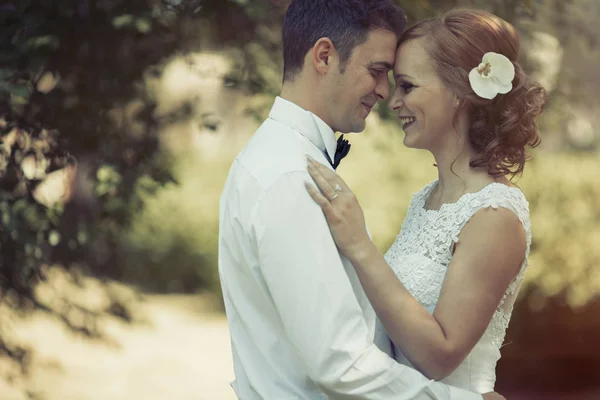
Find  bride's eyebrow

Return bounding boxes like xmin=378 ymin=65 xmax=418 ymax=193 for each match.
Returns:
xmin=394 ymin=72 xmax=414 ymax=81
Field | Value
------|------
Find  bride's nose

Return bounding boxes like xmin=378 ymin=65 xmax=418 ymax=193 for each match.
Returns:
xmin=388 ymin=96 xmax=404 ymax=111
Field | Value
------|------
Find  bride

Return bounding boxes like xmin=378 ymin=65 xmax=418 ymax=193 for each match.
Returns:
xmin=305 ymin=8 xmax=546 ymax=394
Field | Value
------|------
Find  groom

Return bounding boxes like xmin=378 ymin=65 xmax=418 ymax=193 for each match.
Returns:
xmin=219 ymin=1 xmax=502 ymax=398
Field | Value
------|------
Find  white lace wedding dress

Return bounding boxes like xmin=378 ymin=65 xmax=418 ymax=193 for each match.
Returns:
xmin=382 ymin=180 xmax=531 ymax=393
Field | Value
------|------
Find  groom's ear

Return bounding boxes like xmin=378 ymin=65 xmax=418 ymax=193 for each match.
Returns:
xmin=311 ymin=37 xmax=336 ymax=75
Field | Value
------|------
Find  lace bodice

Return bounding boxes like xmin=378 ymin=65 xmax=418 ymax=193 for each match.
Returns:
xmin=382 ymin=180 xmax=531 ymax=393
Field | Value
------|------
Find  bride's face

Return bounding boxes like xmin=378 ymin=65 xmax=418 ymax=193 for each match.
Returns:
xmin=388 ymin=38 xmax=460 ymax=152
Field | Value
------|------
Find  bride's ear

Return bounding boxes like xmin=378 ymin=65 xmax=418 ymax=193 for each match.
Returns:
xmin=453 ymin=95 xmax=461 ymax=108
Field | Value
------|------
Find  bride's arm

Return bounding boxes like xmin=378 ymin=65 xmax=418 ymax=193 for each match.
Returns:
xmin=346 ymin=208 xmax=525 ymax=380
xmin=304 ymin=157 xmax=526 ymax=380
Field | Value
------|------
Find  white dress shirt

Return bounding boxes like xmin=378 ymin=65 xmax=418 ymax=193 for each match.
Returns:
xmin=218 ymin=96 xmax=483 ymax=399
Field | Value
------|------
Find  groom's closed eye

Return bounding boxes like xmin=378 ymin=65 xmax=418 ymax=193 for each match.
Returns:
xmin=367 ymin=61 xmax=393 ymax=77
xmin=369 ymin=68 xmax=387 ymax=77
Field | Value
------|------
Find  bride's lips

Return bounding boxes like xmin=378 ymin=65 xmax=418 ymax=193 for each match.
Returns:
xmin=398 ymin=115 xmax=416 ymax=130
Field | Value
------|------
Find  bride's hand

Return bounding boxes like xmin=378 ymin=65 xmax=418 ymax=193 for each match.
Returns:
xmin=304 ymin=155 xmax=373 ymax=260
xmin=482 ymin=392 xmax=506 ymax=400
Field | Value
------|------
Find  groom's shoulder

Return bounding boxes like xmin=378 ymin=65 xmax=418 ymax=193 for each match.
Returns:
xmin=250 ymin=117 xmax=298 ymax=149
xmin=235 ymin=118 xmax=310 ymax=186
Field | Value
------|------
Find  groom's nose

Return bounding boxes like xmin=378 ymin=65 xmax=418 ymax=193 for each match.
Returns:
xmin=374 ymin=78 xmax=391 ymax=100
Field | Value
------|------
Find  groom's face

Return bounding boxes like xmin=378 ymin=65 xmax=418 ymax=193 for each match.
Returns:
xmin=326 ymin=29 xmax=397 ymax=133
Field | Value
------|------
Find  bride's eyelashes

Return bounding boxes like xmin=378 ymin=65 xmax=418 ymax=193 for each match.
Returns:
xmin=399 ymin=81 xmax=415 ymax=93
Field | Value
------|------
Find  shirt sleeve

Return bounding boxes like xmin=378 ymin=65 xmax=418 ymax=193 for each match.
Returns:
xmin=254 ymin=170 xmax=482 ymax=400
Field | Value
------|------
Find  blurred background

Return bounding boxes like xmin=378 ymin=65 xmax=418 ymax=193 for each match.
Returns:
xmin=0 ymin=0 xmax=598 ymax=399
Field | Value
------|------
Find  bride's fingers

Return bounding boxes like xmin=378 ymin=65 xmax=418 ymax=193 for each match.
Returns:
xmin=305 ymin=182 xmax=335 ymax=217
xmin=307 ymin=156 xmax=352 ymax=193
xmin=307 ymin=158 xmax=337 ymax=200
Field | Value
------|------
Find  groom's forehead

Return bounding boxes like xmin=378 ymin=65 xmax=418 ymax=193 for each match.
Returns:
xmin=354 ymin=30 xmax=397 ymax=65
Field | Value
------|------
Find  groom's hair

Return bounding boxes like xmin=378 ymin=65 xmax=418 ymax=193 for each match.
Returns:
xmin=282 ymin=0 xmax=406 ymax=82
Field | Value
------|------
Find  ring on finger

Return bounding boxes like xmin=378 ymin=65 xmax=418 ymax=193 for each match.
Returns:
xmin=334 ymin=184 xmax=342 ymax=192
xmin=330 ymin=193 xmax=339 ymax=201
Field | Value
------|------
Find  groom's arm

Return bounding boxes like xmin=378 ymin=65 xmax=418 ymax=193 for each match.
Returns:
xmin=254 ymin=170 xmax=482 ymax=399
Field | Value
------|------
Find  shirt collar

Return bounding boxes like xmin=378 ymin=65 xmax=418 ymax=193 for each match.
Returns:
xmin=268 ymin=96 xmax=337 ymax=161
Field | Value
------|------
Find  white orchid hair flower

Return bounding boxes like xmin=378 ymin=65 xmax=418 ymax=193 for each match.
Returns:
xmin=468 ymin=52 xmax=515 ymax=100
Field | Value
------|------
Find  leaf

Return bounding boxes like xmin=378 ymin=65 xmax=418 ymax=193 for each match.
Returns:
xmin=11 ymin=198 xmax=29 ymax=214
xmin=135 ymin=18 xmax=152 ymax=34
xmin=36 ymin=70 xmax=59 ymax=93
xmin=97 ymin=165 xmax=117 ymax=182
xmin=48 ymin=230 xmax=60 ymax=246
xmin=25 ymin=35 xmax=60 ymax=50
xmin=77 ymin=229 xmax=88 ymax=245
xmin=0 ymin=81 xmax=31 ymax=100
xmin=113 ymin=14 xmax=135 ymax=28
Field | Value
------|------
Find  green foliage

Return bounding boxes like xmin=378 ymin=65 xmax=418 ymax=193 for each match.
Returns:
xmin=0 ymin=0 xmax=180 ymax=300
xmin=0 ymin=0 xmax=282 ymax=303
xmin=519 ymin=154 xmax=600 ymax=307
xmin=0 ymin=1 xmax=222 ymax=384
xmin=118 ymin=153 xmax=234 ymax=296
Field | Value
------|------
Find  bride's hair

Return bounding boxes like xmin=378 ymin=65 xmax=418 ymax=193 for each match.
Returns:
xmin=399 ymin=9 xmax=547 ymax=178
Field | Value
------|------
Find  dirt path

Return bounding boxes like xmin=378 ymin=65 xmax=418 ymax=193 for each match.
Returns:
xmin=3 ymin=293 xmax=597 ymax=400
xmin=1 ymin=295 xmax=237 ymax=400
